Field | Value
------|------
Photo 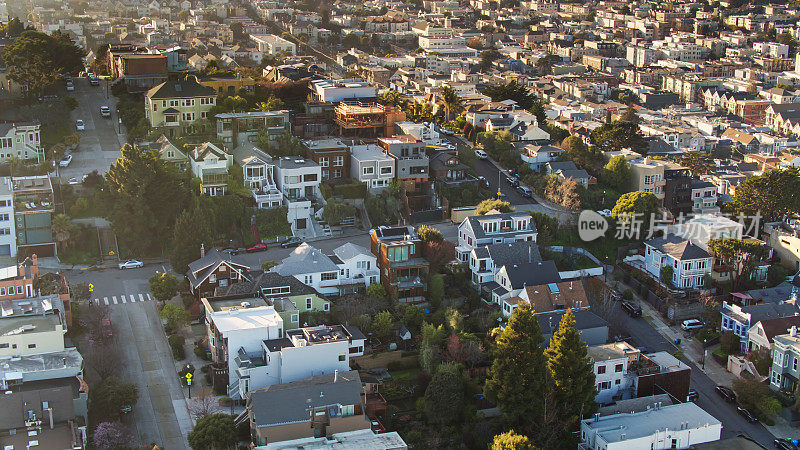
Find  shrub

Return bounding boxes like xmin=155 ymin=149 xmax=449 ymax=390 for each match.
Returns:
xmin=169 ymin=334 xmax=186 ymax=360
xmin=622 ymin=288 xmax=633 ymax=300
xmin=194 ymin=346 xmax=210 ymax=361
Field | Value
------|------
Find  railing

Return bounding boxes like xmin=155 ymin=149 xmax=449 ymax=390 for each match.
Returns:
xmin=202 ymin=173 xmax=228 ymax=185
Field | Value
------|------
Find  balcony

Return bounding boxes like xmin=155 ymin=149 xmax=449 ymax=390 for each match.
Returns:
xmin=202 ymin=172 xmax=228 ymax=186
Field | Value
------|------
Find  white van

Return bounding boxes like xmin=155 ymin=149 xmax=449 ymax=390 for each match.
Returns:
xmin=474 ymin=149 xmax=488 ymax=160
xmin=681 ymin=319 xmax=703 ymax=331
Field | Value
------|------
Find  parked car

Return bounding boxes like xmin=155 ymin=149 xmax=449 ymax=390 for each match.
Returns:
xmin=66 ymin=81 xmax=74 ymax=91
xmin=506 ymin=175 xmax=520 ymax=187
xmin=281 ymin=237 xmax=303 ymax=248
xmin=477 ymin=176 xmax=489 ymax=188
xmin=686 ymin=389 xmax=699 ymax=402
xmin=517 ymin=185 xmax=533 ymax=198
xmin=246 ymin=243 xmax=268 ymax=253
xmin=597 ymin=209 xmax=612 ymax=217
xmin=681 ymin=319 xmax=704 ymax=331
xmin=621 ymin=301 xmax=642 ymax=317
xmin=774 ymin=438 xmax=797 ymax=450
xmin=89 ymin=76 xmax=99 ymax=86
xmin=715 ymin=385 xmax=736 ymax=402
xmin=59 ymin=154 xmax=73 ymax=167
xmin=67 ymin=177 xmax=79 ymax=185
xmin=75 ymin=119 xmax=85 ymax=131
xmin=101 ymin=318 xmax=113 ymax=337
xmin=100 ymin=106 xmax=111 ymax=117
xmin=118 ymin=259 xmax=143 ymax=269
xmin=474 ymin=149 xmax=488 ymax=159
xmin=221 ymin=248 xmax=239 ymax=255
xmin=737 ymin=405 xmax=759 ymax=423
xmin=119 ymin=405 xmax=132 ymax=414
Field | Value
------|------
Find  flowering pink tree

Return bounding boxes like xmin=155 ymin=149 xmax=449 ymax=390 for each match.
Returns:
xmin=93 ymin=422 xmax=134 ymax=450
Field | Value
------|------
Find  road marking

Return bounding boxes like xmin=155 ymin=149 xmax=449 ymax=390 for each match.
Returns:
xmin=120 ymin=295 xmax=126 ymax=303
xmin=146 ymin=293 xmax=152 ymax=301
xmin=103 ymin=297 xmax=109 ymax=305
xmin=128 ymin=294 xmax=136 ymax=303
xmin=93 ymin=298 xmax=99 ymax=305
xmin=112 ymin=296 xmax=118 ymax=304
xmin=139 ymin=293 xmax=145 ymax=302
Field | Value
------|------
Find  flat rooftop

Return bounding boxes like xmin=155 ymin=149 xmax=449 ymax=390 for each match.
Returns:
xmin=0 ymin=347 xmax=82 ymax=376
xmin=205 ymin=296 xmax=269 ymax=313
xmin=588 ymin=342 xmax=639 ymax=362
xmin=583 ymin=402 xmax=721 ymax=443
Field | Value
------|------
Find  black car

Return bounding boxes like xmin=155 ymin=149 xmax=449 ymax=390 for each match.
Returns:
xmin=621 ymin=301 xmax=642 ymax=317
xmin=686 ymin=389 xmax=699 ymax=402
xmin=281 ymin=237 xmax=303 ymax=248
xmin=774 ymin=438 xmax=797 ymax=450
xmin=737 ymin=405 xmax=759 ymax=423
xmin=715 ymin=385 xmax=737 ymax=403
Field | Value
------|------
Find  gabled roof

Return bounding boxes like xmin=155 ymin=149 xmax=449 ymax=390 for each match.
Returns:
xmin=214 ymin=270 xmax=319 ymax=297
xmin=186 ymin=248 xmax=251 ymax=289
xmin=500 ymin=260 xmax=560 ymax=290
xmin=274 ymin=243 xmax=340 ymax=276
xmin=478 ymin=241 xmax=541 ymax=267
xmin=333 ymin=242 xmax=372 ymax=261
xmin=645 ymin=234 xmax=711 ymax=260
xmin=753 ymin=315 xmax=800 ymax=343
xmin=740 ymin=302 xmax=800 ymax=325
xmin=192 ymin=142 xmax=227 ymax=161
xmin=146 ymin=79 xmax=215 ymax=99
xmin=462 ymin=211 xmax=536 ymax=240
xmin=538 ymin=309 xmax=608 ymax=335
xmin=745 ymin=282 xmax=797 ymax=304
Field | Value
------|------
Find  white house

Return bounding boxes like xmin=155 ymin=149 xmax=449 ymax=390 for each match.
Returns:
xmin=690 ymin=180 xmax=720 ymax=214
xmin=643 ymin=234 xmax=713 ymax=289
xmin=468 ymin=241 xmax=540 ymax=286
xmin=251 ymin=34 xmax=297 ymax=56
xmin=274 ymin=157 xmax=322 ymax=233
xmin=310 ymin=79 xmax=377 ymax=103
xmin=588 ymin=342 xmax=640 ymax=404
xmin=520 ymin=144 xmax=563 ymax=171
xmin=0 ymin=178 xmax=16 ymax=257
xmin=273 ymin=243 xmax=378 ymax=295
xmin=580 ymin=402 xmax=722 ymax=450
xmin=234 ymin=146 xmax=282 ymax=209
xmin=0 ymin=122 xmax=43 ymax=162
xmin=190 ymin=142 xmax=234 ymax=196
xmin=350 ymin=143 xmax=395 ymax=192
xmin=672 ymin=213 xmax=743 ymax=251
xmin=394 ymin=121 xmax=443 ymax=146
xmin=456 ymin=211 xmax=537 ymax=263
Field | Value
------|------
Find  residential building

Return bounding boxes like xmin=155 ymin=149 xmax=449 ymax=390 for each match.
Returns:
xmin=257 ymin=429 xmax=407 ymax=450
xmin=186 ymin=248 xmax=251 ymax=298
xmin=252 ymin=35 xmax=297 ymax=56
xmin=113 ymin=53 xmax=168 ymax=92
xmin=303 ymin=138 xmax=350 ymax=182
xmin=662 ymin=164 xmax=693 ymax=216
xmin=721 ymin=298 xmax=800 ymax=352
xmin=429 ymin=151 xmax=471 ymax=187
xmin=274 ymin=157 xmax=322 ymax=233
xmin=468 ymin=241 xmax=541 ymax=286
xmin=145 ymin=80 xmax=217 ymax=137
xmin=190 ymin=143 xmax=234 ymax=197
xmin=11 ymin=176 xmax=55 ymax=257
xmin=0 ymin=295 xmax=67 ymax=358
xmin=493 ymin=261 xmax=562 ymax=311
xmin=247 ymin=370 xmax=369 ymax=445
xmin=626 ymin=156 xmax=666 ymax=199
xmin=216 ymin=111 xmax=291 ymax=151
xmin=502 ymin=276 xmax=590 ymax=318
xmin=0 ymin=178 xmax=15 ymax=257
xmin=770 ymin=327 xmax=800 ymax=393
xmin=377 ymin=135 xmax=432 ymax=215
xmin=764 ymin=220 xmax=800 ymax=271
xmin=690 ymin=180 xmax=720 ymax=214
xmin=150 ymin=135 xmax=189 ymax=169
xmin=589 ymin=342 xmax=640 ymax=404
xmin=349 ymin=143 xmax=394 ymax=192
xmin=520 ymin=144 xmax=563 ymax=171
xmin=545 ymin=161 xmax=593 ymax=187
xmin=394 ymin=121 xmax=442 ymax=145
xmin=643 ymin=234 xmax=713 ymax=289
xmin=747 ymin=316 xmax=800 ymax=354
xmin=311 ymin=79 xmax=377 ymax=103
xmin=537 ymin=309 xmax=609 ymax=346
xmin=334 ymin=102 xmax=406 ymax=138
xmin=233 ymin=146 xmax=282 ymax=209
xmin=370 ymin=226 xmax=428 ymax=303
xmin=456 ymin=211 xmax=537 ymax=263
xmin=579 ymin=402 xmax=722 ymax=450
xmin=196 ymin=74 xmax=256 ymax=97
xmin=672 ymin=214 xmax=744 ymax=251
xmin=0 ymin=255 xmax=39 ymax=301
xmin=0 ymin=122 xmax=43 ymax=162
xmin=272 ymin=243 xmax=378 ymax=296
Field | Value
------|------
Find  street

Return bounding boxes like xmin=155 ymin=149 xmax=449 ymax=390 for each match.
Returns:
xmin=58 ymin=76 xmax=124 ymax=181
xmin=66 ymin=266 xmax=192 ymax=450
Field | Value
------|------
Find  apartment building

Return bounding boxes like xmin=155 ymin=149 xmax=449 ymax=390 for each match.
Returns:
xmin=216 ymin=110 xmax=291 ymax=151
xmin=251 ymin=35 xmax=297 ymax=56
xmin=378 ymin=135 xmax=432 ymax=214
xmin=662 ymin=74 xmax=723 ymax=102
xmin=456 ymin=211 xmax=537 ymax=263
xmin=303 ymin=138 xmax=350 ymax=181
xmin=114 ymin=53 xmax=168 ymax=92
xmin=274 ymin=157 xmax=322 ymax=233
xmin=764 ymin=220 xmax=800 ymax=271
xmin=690 ymin=180 xmax=720 ymax=214
xmin=333 ymin=102 xmax=406 ymax=138
xmin=311 ymin=79 xmax=377 ymax=103
xmin=468 ymin=241 xmax=541 ymax=287
xmin=626 ymin=156 xmax=666 ymax=199
xmin=273 ymin=243 xmax=378 ymax=296
xmin=350 ymin=143 xmax=394 ymax=192
xmin=12 ymin=176 xmax=55 ymax=257
xmin=145 ymin=79 xmax=216 ymax=137
xmin=770 ymin=327 xmax=800 ymax=394
xmin=0 ymin=122 xmax=43 ymax=162
xmin=370 ymin=226 xmax=428 ymax=303
xmin=721 ymin=298 xmax=799 ymax=353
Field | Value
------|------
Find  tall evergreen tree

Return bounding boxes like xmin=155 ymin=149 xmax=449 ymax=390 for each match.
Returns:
xmin=484 ymin=301 xmax=548 ymax=435
xmin=544 ymin=309 xmax=597 ymax=442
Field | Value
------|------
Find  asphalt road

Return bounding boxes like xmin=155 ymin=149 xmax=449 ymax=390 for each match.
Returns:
xmin=58 ymin=76 xmax=124 ymax=181
xmin=619 ymin=312 xmax=777 ymax=447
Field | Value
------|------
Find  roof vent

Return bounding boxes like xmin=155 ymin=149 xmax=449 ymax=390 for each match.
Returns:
xmin=175 ymin=84 xmax=182 ymax=91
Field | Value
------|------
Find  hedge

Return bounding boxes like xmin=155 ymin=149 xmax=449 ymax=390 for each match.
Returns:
xmin=321 ymin=181 xmax=367 ymax=199
xmin=169 ymin=334 xmax=186 ymax=360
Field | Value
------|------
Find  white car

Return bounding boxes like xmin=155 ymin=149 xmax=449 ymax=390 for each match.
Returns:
xmin=474 ymin=149 xmax=488 ymax=160
xmin=118 ymin=259 xmax=143 ymax=269
xmin=100 ymin=106 xmax=111 ymax=118
xmin=67 ymin=177 xmax=79 ymax=185
xmin=59 ymin=154 xmax=72 ymax=167
xmin=681 ymin=319 xmax=703 ymax=331
xmin=66 ymin=82 xmax=74 ymax=91
xmin=75 ymin=119 xmax=85 ymax=131
xmin=597 ymin=209 xmax=612 ymax=217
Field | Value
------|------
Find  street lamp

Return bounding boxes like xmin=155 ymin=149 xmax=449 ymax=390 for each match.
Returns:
xmin=118 ymin=117 xmax=122 ymax=134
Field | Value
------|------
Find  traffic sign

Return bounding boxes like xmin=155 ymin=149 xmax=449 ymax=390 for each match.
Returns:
xmin=185 ymin=373 xmax=193 ymax=380
xmin=88 ymin=283 xmax=94 ymax=292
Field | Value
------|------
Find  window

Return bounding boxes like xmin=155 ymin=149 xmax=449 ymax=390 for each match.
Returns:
xmin=794 ymin=357 xmax=797 ymax=371
xmin=334 ymin=156 xmax=344 ymax=166
xmin=615 ymin=379 xmax=621 ymax=385
xmin=323 ymin=303 xmax=330 ymax=311
xmin=597 ymin=365 xmax=606 ymax=374
xmin=291 ymin=314 xmax=299 ymax=322
xmin=319 ymin=157 xmax=329 ymax=167
xmin=615 ymin=363 xmax=623 ymax=372
xmin=0 ymin=343 xmax=8 ymax=348
xmin=306 ymin=298 xmax=312 ymax=309
xmin=321 ymin=272 xmax=337 ymax=281
xmin=304 ymin=275 xmax=312 ymax=284
xmin=28 ymin=343 xmax=36 ymax=349
xmin=363 ymin=166 xmax=375 ymax=175
xmin=16 ymin=286 xmax=22 ymax=294
xmin=181 ymin=112 xmax=195 ymax=121
xmin=338 ymin=354 xmax=346 ymax=361
xmin=333 ymin=169 xmax=342 ymax=178
xmin=380 ymin=166 xmax=392 ymax=175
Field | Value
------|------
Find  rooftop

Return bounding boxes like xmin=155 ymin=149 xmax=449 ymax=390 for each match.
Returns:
xmin=260 ymin=429 xmax=407 ymax=450
xmin=582 ymin=402 xmax=720 ymax=444
xmin=588 ymin=341 xmax=639 ymax=362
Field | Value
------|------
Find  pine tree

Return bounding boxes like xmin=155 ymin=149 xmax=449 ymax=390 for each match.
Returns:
xmin=484 ymin=301 xmax=548 ymax=435
xmin=544 ymin=309 xmax=597 ymax=435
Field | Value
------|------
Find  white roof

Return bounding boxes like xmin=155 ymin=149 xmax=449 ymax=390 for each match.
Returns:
xmin=333 ymin=242 xmax=372 ymax=261
xmin=210 ymin=307 xmax=281 ymax=334
xmin=583 ymin=402 xmax=721 ymax=443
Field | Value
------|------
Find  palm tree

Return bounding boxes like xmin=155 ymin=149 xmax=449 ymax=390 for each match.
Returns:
xmin=52 ymin=214 xmax=74 ymax=251
xmin=440 ymin=85 xmax=463 ymax=122
xmin=255 ymin=95 xmax=284 ymax=111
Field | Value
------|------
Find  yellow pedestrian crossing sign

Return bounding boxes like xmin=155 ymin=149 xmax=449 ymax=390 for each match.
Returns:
xmin=88 ymin=283 xmax=94 ymax=292
xmin=185 ymin=373 xmax=192 ymax=380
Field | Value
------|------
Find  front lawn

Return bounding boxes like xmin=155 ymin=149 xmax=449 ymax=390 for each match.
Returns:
xmin=547 ymin=227 xmax=622 ymax=264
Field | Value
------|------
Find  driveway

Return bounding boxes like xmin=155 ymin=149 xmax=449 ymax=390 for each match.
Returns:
xmin=59 ymin=76 xmax=124 ymax=180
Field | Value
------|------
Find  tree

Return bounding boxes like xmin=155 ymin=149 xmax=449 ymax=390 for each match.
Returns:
xmin=428 ymin=274 xmax=444 ymax=307
xmin=159 ymin=304 xmax=191 ymax=331
xmin=677 ymin=151 xmax=713 ymax=177
xmin=149 ymin=272 xmax=179 ymax=302
xmin=102 ymin=144 xmax=192 ymax=256
xmin=169 ymin=202 xmax=213 ymax=274
xmin=0 ymin=17 xmax=25 ymax=38
xmin=402 ymin=305 xmax=425 ymax=334
xmin=366 ymin=282 xmax=386 ymax=298
xmin=544 ymin=177 xmax=582 ymax=210
xmin=187 ymin=414 xmax=237 ymax=450
xmin=424 ymin=364 xmax=465 ymax=425
xmin=730 ymin=168 xmax=800 ymax=223
xmin=589 ymin=121 xmax=647 ymax=154
xmin=660 ymin=265 xmax=674 ymax=286
xmin=93 ymin=422 xmax=135 ymax=450
xmin=51 ymin=214 xmax=76 ymax=251
xmin=86 ymin=341 xmax=122 ymax=379
xmin=255 ymin=95 xmax=284 ymax=111
xmin=417 ymin=224 xmax=443 ymax=242
xmin=620 ymin=107 xmax=639 ymax=123
xmin=601 ymin=155 xmax=631 ymax=190
xmin=372 ymin=311 xmax=394 ymax=342
xmin=484 ymin=81 xmax=537 ymax=109
xmin=90 ymin=379 xmax=138 ymax=420
xmin=3 ymin=30 xmax=85 ymax=96
xmin=484 ymin=301 xmax=548 ymax=436
xmin=719 ymin=331 xmax=740 ymax=355
xmin=562 ymin=135 xmax=600 ymax=169
xmin=544 ymin=309 xmax=597 ymax=442
xmin=480 ymin=49 xmax=503 ymax=70
xmin=421 ymin=322 xmax=448 ymax=347
xmin=611 ymin=191 xmax=659 ymax=236
xmin=188 ymin=387 xmax=221 ymax=419
xmin=177 ymin=10 xmax=189 ymax=21
xmin=492 ymin=431 xmax=536 ymax=450
xmin=707 ymin=238 xmax=769 ymax=291
xmin=440 ymin=85 xmax=463 ymax=122
xmin=530 ymin=211 xmax=559 ymax=245
xmin=322 ymin=199 xmax=357 ymax=225
xmin=476 ymin=198 xmax=513 ymax=215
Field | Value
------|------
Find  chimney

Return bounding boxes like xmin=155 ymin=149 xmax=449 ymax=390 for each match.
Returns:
xmin=47 ymin=407 xmax=53 ymax=429
xmin=791 ymin=326 xmax=797 ymax=338
xmin=334 ymin=369 xmax=339 ymax=383
xmin=200 ymin=243 xmax=205 ymax=258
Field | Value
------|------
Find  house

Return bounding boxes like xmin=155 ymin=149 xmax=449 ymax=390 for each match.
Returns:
xmin=233 ymin=146 xmax=282 ymax=209
xmin=195 ymin=74 xmax=256 ymax=97
xmin=114 ymin=54 xmax=168 ymax=92
xmin=537 ymin=309 xmax=609 ymax=346
xmin=690 ymin=180 xmax=720 ymax=214
xmin=494 ymin=260 xmax=562 ymax=312
xmin=510 ymin=279 xmax=590 ymax=319
xmin=764 ymin=220 xmax=800 ymax=272
xmin=579 ymin=402 xmax=722 ymax=450
xmin=519 ymin=144 xmax=563 ymax=171
xmin=429 ymin=151 xmax=471 ymax=186
xmin=349 ymin=143 xmax=394 ymax=192
xmin=150 ymin=134 xmax=189 ymax=169
xmin=0 ymin=121 xmax=43 ymax=162
xmin=770 ymin=327 xmax=800 ymax=393
xmin=186 ymin=248 xmax=251 ymax=298
xmin=252 ymin=34 xmax=297 ymax=56
xmin=213 ymin=270 xmax=331 ymax=319
xmin=545 ymin=161 xmax=593 ymax=187
xmin=747 ymin=316 xmax=800 ymax=353
xmin=643 ymin=234 xmax=713 ymax=289
xmin=672 ymin=214 xmax=744 ymax=251
xmin=370 ymin=226 xmax=428 ymax=303
xmin=0 ymin=178 xmax=15 ymax=257
xmin=145 ymin=80 xmax=216 ymax=137
xmin=272 ymin=243 xmax=378 ymax=296
xmin=468 ymin=241 xmax=541 ymax=286
xmin=589 ymin=342 xmax=640 ymax=404
xmin=216 ymin=111 xmax=292 ymax=151
xmin=720 ymin=298 xmax=800 ymax=352
xmin=456 ymin=211 xmax=537 ymax=263
xmin=190 ymin=142 xmax=234 ymax=196
xmin=377 ymin=135 xmax=432 ymax=214
xmin=334 ymin=101 xmax=405 ymax=139
xmin=394 ymin=121 xmax=443 ymax=145
xmin=12 ymin=176 xmax=56 ymax=258
xmin=246 ymin=370 xmax=369 ymax=445
xmin=256 ymin=429 xmax=407 ymax=450
xmin=274 ymin=157 xmax=322 ymax=233
xmin=312 ymin=79 xmax=376 ymax=103
xmin=303 ymin=138 xmax=350 ymax=182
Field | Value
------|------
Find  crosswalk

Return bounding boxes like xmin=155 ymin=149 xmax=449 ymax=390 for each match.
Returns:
xmin=92 ymin=293 xmax=153 ymax=306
